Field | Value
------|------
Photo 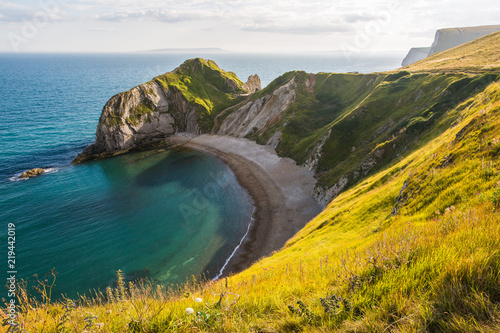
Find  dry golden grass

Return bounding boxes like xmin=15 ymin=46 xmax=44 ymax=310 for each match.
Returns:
xmin=402 ymin=31 xmax=500 ymax=73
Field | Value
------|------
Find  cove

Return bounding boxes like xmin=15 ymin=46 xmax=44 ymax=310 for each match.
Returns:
xmin=0 ymin=147 xmax=254 ymax=299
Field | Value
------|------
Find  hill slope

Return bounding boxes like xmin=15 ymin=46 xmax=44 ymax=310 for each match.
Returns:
xmin=10 ymin=31 xmax=500 ymax=332
xmin=403 ymin=31 xmax=500 ymax=73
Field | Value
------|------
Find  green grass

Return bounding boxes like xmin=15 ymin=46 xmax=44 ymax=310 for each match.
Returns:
xmin=104 ymin=58 xmax=247 ymax=131
xmin=153 ymin=59 xmax=247 ymax=131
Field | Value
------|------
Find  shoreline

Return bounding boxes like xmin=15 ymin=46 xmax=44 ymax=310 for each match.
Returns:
xmin=167 ymin=134 xmax=322 ymax=277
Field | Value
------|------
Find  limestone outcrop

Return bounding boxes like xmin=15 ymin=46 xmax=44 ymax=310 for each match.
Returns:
xmin=242 ymin=74 xmax=262 ymax=93
xmin=401 ymin=47 xmax=431 ymax=66
xmin=429 ymin=25 xmax=500 ymax=56
xmin=217 ymin=78 xmax=296 ymax=138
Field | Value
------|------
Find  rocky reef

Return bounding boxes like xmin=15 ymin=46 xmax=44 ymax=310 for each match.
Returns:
xmin=19 ymin=168 xmax=45 ymax=179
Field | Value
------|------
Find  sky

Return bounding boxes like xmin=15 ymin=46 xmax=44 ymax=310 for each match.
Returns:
xmin=0 ymin=0 xmax=499 ymax=53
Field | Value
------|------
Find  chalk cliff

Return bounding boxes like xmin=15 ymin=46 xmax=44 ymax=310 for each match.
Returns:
xmin=402 ymin=25 xmax=500 ymax=66
xmin=429 ymin=25 xmax=500 ymax=56
xmin=401 ymin=47 xmax=431 ymax=66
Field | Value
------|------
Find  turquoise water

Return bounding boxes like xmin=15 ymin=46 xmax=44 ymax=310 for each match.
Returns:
xmin=0 ymin=53 xmax=402 ymax=298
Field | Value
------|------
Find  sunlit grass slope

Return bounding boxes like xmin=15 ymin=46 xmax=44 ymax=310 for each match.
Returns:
xmin=403 ymin=31 xmax=500 ymax=73
xmin=9 ymin=74 xmax=500 ymax=333
xmin=5 ymin=35 xmax=500 ymax=333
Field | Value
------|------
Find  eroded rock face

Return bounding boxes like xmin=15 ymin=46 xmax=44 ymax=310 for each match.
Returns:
xmin=218 ymin=78 xmax=296 ymax=138
xmin=401 ymin=47 xmax=431 ymax=66
xmin=429 ymin=25 xmax=500 ymax=56
xmin=74 ymin=81 xmax=184 ymax=163
xmin=243 ymin=74 xmax=262 ymax=93
xmin=19 ymin=168 xmax=45 ymax=179
xmin=402 ymin=25 xmax=500 ymax=67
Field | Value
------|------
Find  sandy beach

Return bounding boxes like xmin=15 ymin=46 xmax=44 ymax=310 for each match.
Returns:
xmin=167 ymin=134 xmax=322 ymax=276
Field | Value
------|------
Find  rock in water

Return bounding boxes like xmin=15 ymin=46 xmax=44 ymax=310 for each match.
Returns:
xmin=19 ymin=168 xmax=45 ymax=179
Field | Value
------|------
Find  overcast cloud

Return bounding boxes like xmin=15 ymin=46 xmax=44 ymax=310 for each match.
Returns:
xmin=0 ymin=0 xmax=499 ymax=53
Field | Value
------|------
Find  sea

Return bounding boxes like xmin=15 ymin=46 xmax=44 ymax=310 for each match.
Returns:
xmin=0 ymin=52 xmax=403 ymax=299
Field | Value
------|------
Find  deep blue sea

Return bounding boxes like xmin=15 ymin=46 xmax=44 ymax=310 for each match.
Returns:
xmin=0 ymin=52 xmax=403 ymax=298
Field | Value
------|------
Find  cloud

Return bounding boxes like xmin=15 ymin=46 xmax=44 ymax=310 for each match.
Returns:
xmin=242 ymin=24 xmax=353 ymax=35
xmin=0 ymin=1 xmax=32 ymax=22
xmin=90 ymin=27 xmax=116 ymax=32
xmin=342 ymin=13 xmax=386 ymax=24
xmin=0 ymin=0 xmax=67 ymax=22
xmin=96 ymin=8 xmax=203 ymax=22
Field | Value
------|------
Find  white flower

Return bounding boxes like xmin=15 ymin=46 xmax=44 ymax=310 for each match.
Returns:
xmin=195 ymin=297 xmax=203 ymax=303
xmin=185 ymin=307 xmax=194 ymax=315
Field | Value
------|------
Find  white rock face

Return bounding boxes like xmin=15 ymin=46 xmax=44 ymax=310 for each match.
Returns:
xmin=74 ymin=80 xmax=202 ymax=162
xmin=401 ymin=47 xmax=431 ymax=67
xmin=429 ymin=25 xmax=500 ymax=56
xmin=218 ymin=78 xmax=297 ymax=138
xmin=313 ymin=175 xmax=349 ymax=208
xmin=303 ymin=129 xmax=331 ymax=172
xmin=94 ymin=82 xmax=194 ymax=153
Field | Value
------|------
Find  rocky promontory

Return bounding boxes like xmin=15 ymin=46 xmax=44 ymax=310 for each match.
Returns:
xmin=73 ymin=58 xmax=262 ymax=163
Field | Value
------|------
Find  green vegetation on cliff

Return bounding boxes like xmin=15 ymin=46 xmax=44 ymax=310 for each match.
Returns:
xmin=254 ymin=68 xmax=499 ymax=194
xmin=155 ymin=58 xmax=246 ymax=131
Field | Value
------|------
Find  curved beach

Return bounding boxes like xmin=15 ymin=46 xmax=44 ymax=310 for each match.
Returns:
xmin=167 ymin=134 xmax=322 ymax=276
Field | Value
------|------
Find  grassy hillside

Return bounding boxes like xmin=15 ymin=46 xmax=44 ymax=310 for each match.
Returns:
xmin=155 ymin=58 xmax=247 ymax=131
xmin=249 ymin=68 xmax=499 ymax=195
xmin=104 ymin=58 xmax=247 ymax=131
xmin=5 ymin=34 xmax=500 ymax=332
xmin=404 ymin=31 xmax=500 ymax=73
xmin=11 ymin=75 xmax=500 ymax=333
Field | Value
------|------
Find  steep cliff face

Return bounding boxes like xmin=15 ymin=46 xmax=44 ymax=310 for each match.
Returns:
xmin=401 ymin=47 xmax=431 ymax=66
xmin=74 ymin=58 xmax=261 ymax=163
xmin=429 ymin=25 xmax=500 ymax=56
xmin=218 ymin=78 xmax=296 ymax=137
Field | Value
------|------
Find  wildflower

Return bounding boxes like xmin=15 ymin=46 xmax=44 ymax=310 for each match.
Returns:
xmin=450 ymin=205 xmax=456 ymax=211
xmin=186 ymin=307 xmax=194 ymax=315
xmin=195 ymin=297 xmax=203 ymax=303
